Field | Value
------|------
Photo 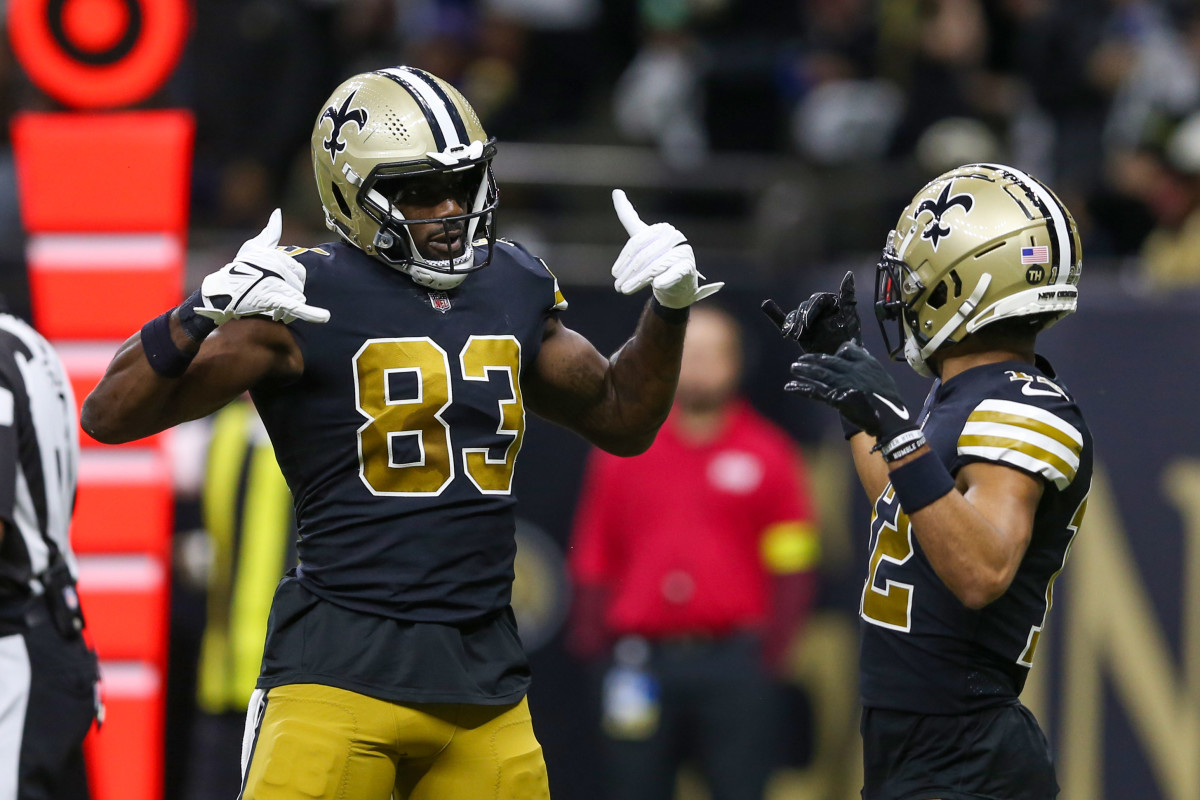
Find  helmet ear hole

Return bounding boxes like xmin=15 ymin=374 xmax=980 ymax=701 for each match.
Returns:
xmin=949 ymin=269 xmax=963 ymax=298
xmin=331 ymin=182 xmax=353 ymax=218
xmin=926 ymin=281 xmax=949 ymax=310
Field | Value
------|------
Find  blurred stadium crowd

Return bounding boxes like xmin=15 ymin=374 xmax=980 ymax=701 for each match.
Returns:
xmin=0 ymin=0 xmax=1194 ymax=294
xmin=0 ymin=0 xmax=1196 ymax=294
xmin=154 ymin=0 xmax=1200 ymax=292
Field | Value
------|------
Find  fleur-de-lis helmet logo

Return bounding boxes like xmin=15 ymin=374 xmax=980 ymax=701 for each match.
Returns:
xmin=320 ymin=91 xmax=369 ymax=161
xmin=916 ymin=181 xmax=974 ymax=250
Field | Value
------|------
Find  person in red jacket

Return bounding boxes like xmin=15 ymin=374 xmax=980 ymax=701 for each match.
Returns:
xmin=568 ymin=304 xmax=819 ymax=800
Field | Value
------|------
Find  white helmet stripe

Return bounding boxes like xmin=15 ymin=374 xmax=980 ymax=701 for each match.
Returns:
xmin=377 ymin=67 xmax=463 ymax=150
xmin=403 ymin=67 xmax=470 ymax=145
xmin=977 ymin=163 xmax=1071 ymax=284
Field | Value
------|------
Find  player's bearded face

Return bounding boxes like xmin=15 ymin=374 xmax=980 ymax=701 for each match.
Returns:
xmin=387 ymin=172 xmax=475 ymax=261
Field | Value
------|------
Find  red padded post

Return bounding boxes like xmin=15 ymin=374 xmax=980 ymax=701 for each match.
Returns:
xmin=12 ymin=111 xmax=193 ymax=234
xmin=10 ymin=5 xmax=192 ymax=800
xmin=83 ymin=663 xmax=165 ymax=800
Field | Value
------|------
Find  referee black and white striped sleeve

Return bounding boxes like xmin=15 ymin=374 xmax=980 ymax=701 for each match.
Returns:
xmin=0 ymin=370 xmax=16 ymax=526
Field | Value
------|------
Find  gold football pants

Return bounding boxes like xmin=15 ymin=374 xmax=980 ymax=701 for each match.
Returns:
xmin=239 ymin=683 xmax=551 ymax=800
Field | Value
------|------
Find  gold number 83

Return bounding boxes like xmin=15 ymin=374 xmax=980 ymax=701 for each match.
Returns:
xmin=353 ymin=336 xmax=524 ymax=496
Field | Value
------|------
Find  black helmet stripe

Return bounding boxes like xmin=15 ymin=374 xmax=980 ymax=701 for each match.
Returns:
xmin=374 ymin=68 xmax=450 ymax=151
xmin=998 ymin=169 xmax=1060 ymax=280
xmin=1031 ymin=174 xmax=1076 ymax=283
xmin=400 ymin=67 xmax=470 ymax=146
xmin=975 ymin=163 xmax=1071 ymax=284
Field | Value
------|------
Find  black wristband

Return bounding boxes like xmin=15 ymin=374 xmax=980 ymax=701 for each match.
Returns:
xmin=650 ymin=297 xmax=689 ymax=324
xmin=889 ymin=450 xmax=955 ymax=513
xmin=176 ymin=290 xmax=218 ymax=343
xmin=140 ymin=311 xmax=195 ymax=379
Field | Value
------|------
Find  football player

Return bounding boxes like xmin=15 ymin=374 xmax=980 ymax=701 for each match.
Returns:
xmin=81 ymin=66 xmax=721 ymax=800
xmin=770 ymin=164 xmax=1091 ymax=800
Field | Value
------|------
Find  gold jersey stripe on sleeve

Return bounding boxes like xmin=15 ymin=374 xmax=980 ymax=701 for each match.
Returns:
xmin=760 ymin=521 xmax=820 ymax=574
xmin=959 ymin=399 xmax=1083 ymax=490
xmin=969 ymin=399 xmax=1083 ymax=447
xmin=965 ymin=409 xmax=1082 ymax=456
xmin=495 ymin=239 xmax=569 ymax=311
xmin=960 ymin=420 xmax=1081 ymax=471
xmin=958 ymin=435 xmax=1077 ymax=489
xmin=530 ymin=246 xmax=568 ymax=311
xmin=552 ymin=278 xmax=568 ymax=311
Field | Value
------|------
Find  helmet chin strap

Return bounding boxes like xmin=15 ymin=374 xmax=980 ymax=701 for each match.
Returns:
xmin=466 ymin=169 xmax=490 ymax=242
xmin=361 ymin=222 xmax=473 ymax=290
xmin=903 ymin=334 xmax=935 ymax=378
xmin=904 ymin=273 xmax=993 ymax=376
xmin=404 ymin=261 xmax=469 ymax=290
xmin=396 ymin=225 xmax=473 ymax=290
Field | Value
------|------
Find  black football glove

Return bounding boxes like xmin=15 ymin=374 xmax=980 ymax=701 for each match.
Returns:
xmin=762 ymin=271 xmax=862 ymax=355
xmin=786 ymin=342 xmax=925 ymax=462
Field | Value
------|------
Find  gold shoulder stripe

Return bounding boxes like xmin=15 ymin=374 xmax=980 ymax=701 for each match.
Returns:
xmin=966 ymin=409 xmax=1082 ymax=456
xmin=973 ymin=399 xmax=1082 ymax=441
xmin=960 ymin=420 xmax=1080 ymax=477
xmin=543 ymin=259 xmax=568 ymax=311
xmin=958 ymin=434 xmax=1077 ymax=484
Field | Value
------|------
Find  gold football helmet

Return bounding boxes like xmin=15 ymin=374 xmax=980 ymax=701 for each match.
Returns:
xmin=875 ymin=163 xmax=1082 ymax=376
xmin=311 ymin=66 xmax=498 ymax=290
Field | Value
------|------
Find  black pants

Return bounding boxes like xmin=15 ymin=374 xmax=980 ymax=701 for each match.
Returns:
xmin=0 ymin=618 xmax=98 ymax=800
xmin=861 ymin=702 xmax=1058 ymax=800
xmin=603 ymin=634 xmax=778 ymax=800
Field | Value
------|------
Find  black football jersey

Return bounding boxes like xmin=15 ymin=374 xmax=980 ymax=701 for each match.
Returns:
xmin=251 ymin=239 xmax=566 ymax=624
xmin=859 ymin=356 xmax=1092 ymax=714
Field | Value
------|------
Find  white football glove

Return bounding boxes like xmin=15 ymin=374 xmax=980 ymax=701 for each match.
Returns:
xmin=194 ymin=209 xmax=331 ymax=326
xmin=610 ymin=189 xmax=723 ymax=309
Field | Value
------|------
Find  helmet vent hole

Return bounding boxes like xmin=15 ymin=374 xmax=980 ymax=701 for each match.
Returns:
xmin=384 ymin=111 xmax=410 ymax=143
xmin=927 ymin=281 xmax=948 ymax=310
xmin=949 ymin=269 xmax=963 ymax=298
xmin=331 ymin=182 xmax=352 ymax=218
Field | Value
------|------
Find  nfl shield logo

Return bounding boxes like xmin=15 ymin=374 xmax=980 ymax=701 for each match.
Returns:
xmin=429 ymin=291 xmax=451 ymax=313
